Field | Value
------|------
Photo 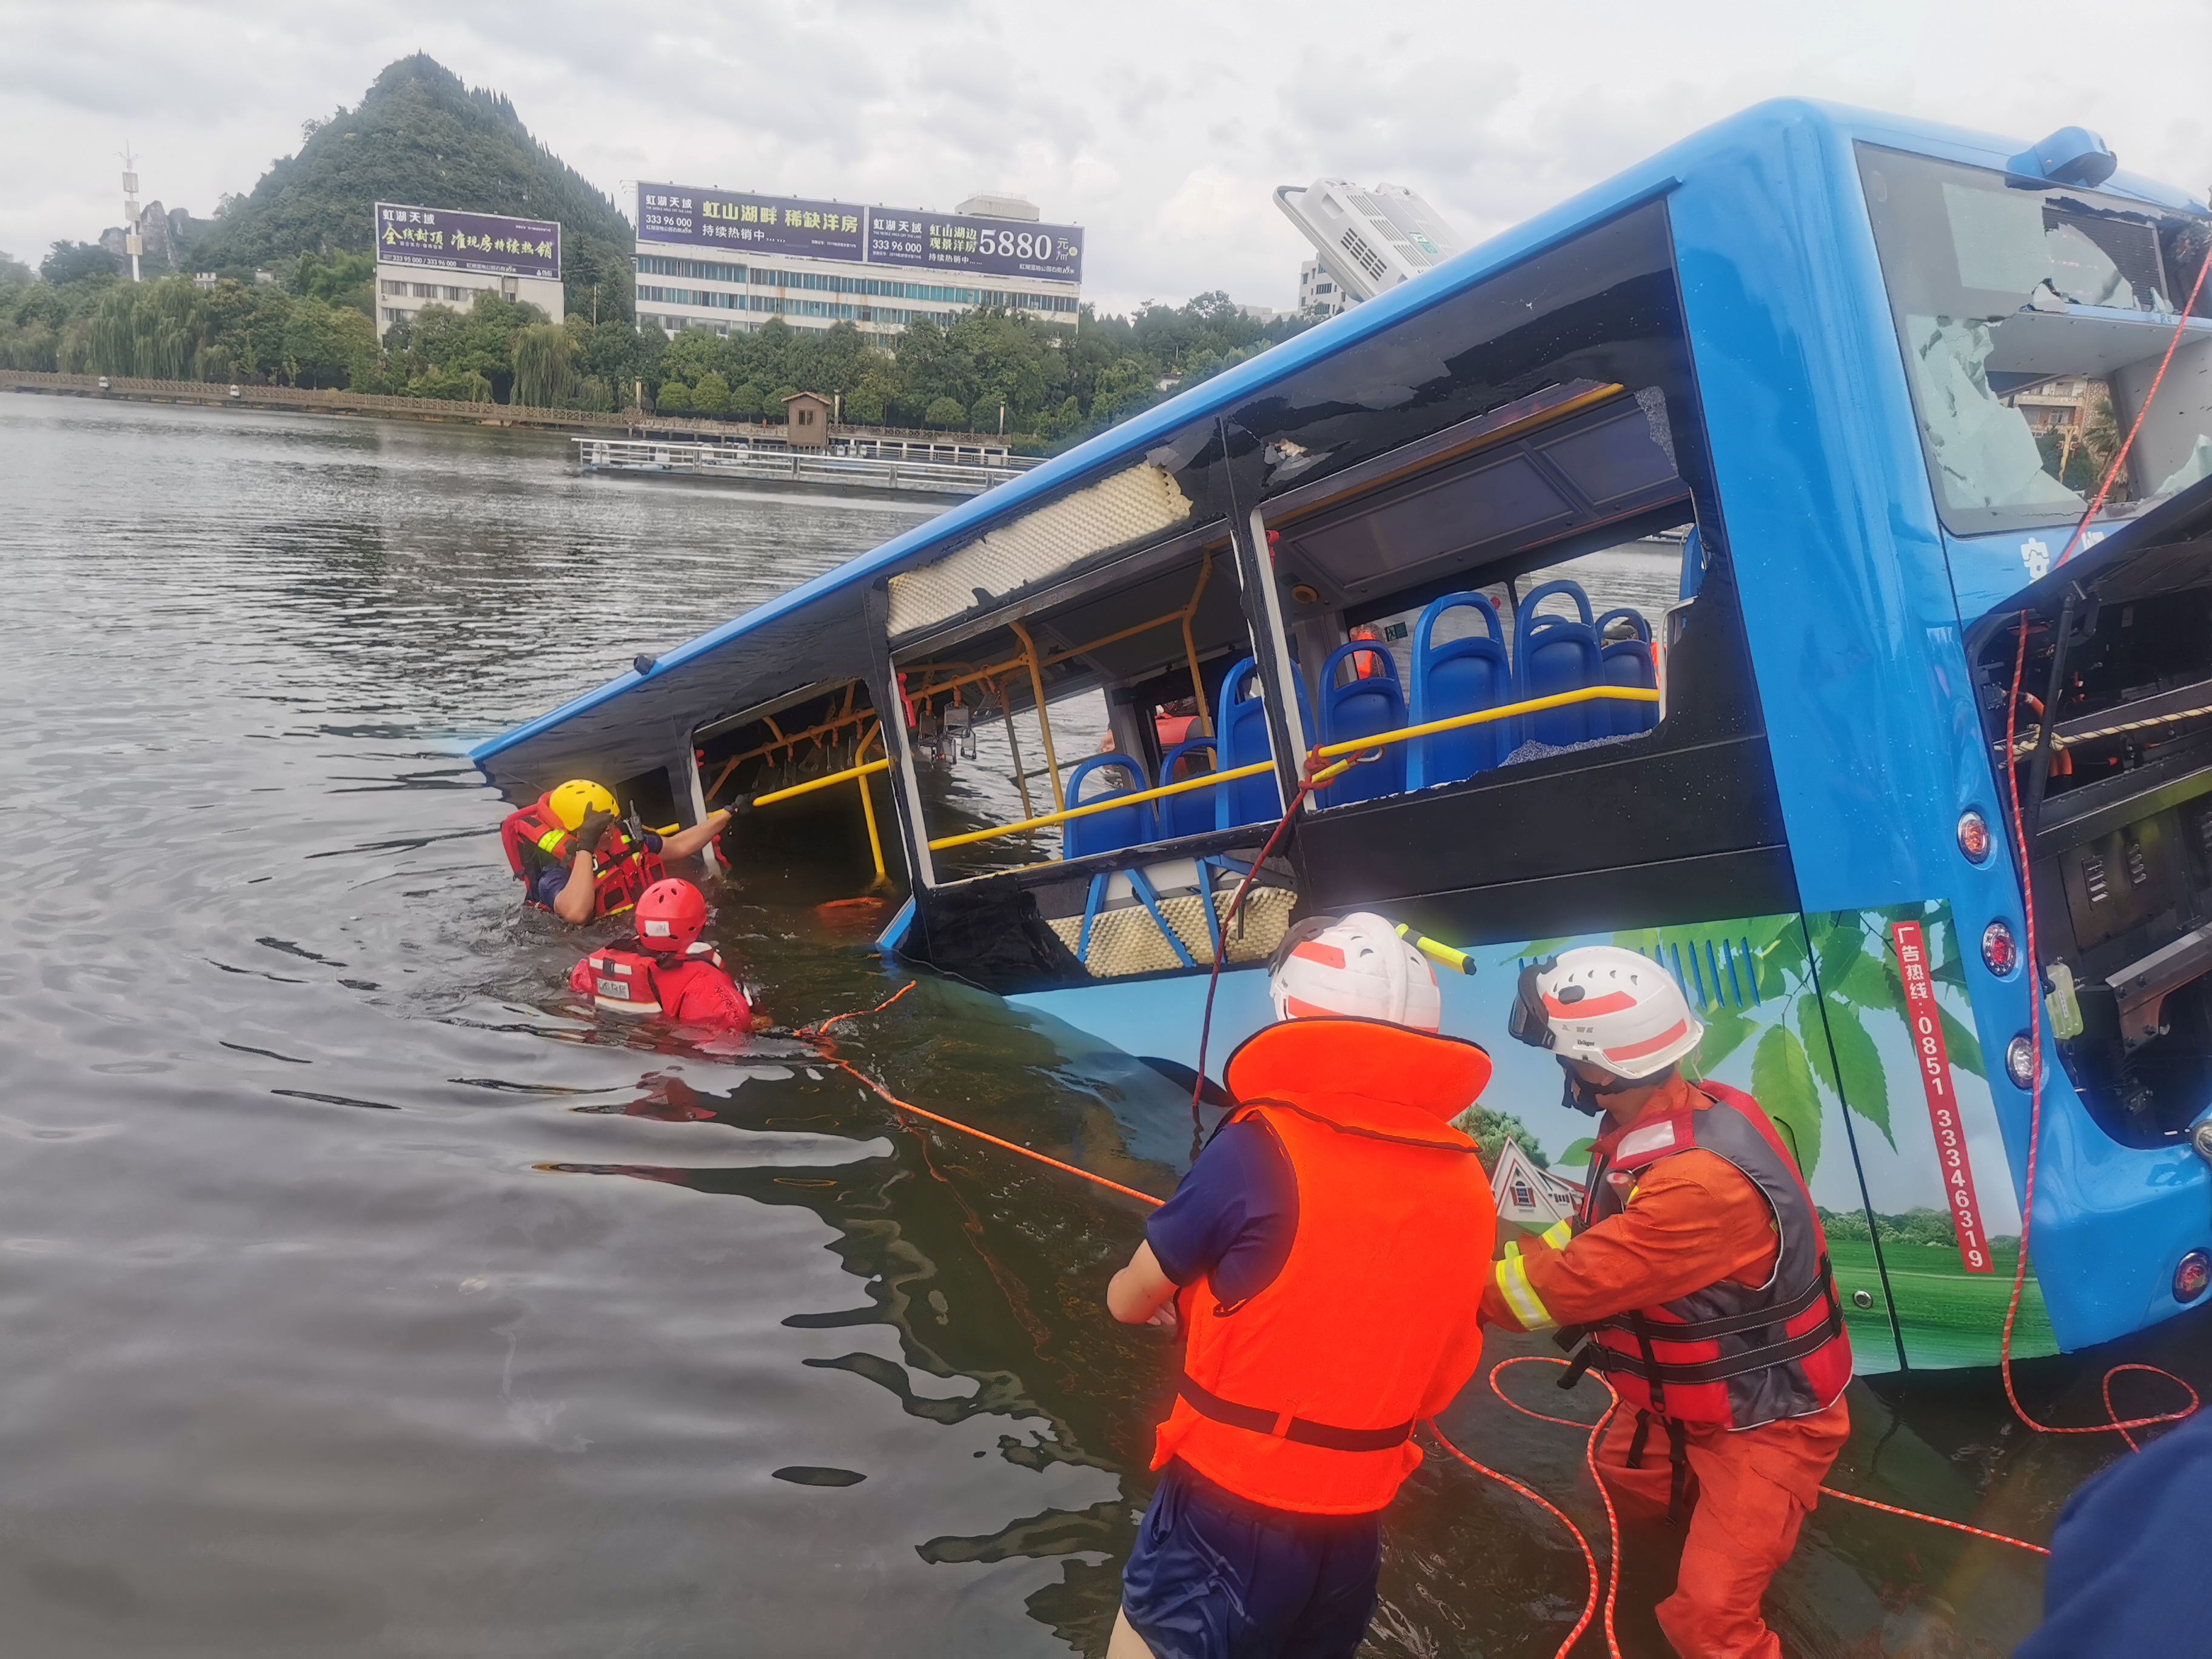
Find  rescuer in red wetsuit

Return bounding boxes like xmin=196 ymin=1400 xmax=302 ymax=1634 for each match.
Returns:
xmin=1483 ymin=947 xmax=1851 ymax=1659
xmin=1104 ymin=913 xmax=1498 ymax=1659
xmin=566 ymin=879 xmax=752 ymax=1032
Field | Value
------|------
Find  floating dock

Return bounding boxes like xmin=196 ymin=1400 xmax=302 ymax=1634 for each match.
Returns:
xmin=573 ymin=437 xmax=1037 ymax=501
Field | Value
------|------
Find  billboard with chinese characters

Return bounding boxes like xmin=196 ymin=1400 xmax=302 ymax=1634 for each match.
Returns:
xmin=374 ymin=203 xmax=560 ymax=280
xmin=637 ymin=186 xmax=863 ymax=260
xmin=865 ymin=209 xmax=1082 ymax=282
xmin=635 ymin=184 xmax=1082 ymax=283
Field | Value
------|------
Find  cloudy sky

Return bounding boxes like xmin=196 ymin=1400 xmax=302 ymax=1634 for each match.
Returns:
xmin=4 ymin=0 xmax=2206 ymax=313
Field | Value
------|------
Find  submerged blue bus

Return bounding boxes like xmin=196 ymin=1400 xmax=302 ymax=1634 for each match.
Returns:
xmin=475 ymin=100 xmax=2212 ymax=1375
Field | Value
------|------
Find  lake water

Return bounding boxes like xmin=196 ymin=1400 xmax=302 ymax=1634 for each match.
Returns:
xmin=1 ymin=392 xmax=2198 ymax=1657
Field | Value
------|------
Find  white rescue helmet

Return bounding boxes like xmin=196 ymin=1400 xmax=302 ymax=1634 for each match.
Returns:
xmin=1509 ymin=945 xmax=1703 ymax=1079
xmin=1268 ymin=912 xmax=1443 ymax=1032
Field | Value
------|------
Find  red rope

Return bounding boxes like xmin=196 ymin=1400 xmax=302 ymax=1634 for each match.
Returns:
xmin=1190 ymin=748 xmax=1363 ymax=1125
xmin=796 ymin=978 xmax=914 ymax=1041
xmin=2054 ymin=236 xmax=2212 ymax=569
xmin=1426 ymin=1408 xmax=1609 ymax=1659
xmin=831 ymin=1056 xmax=1165 ymax=1209
xmin=2001 ymin=434 xmax=2200 ymax=1443
xmin=1815 ymin=1484 xmax=2048 ymax=1555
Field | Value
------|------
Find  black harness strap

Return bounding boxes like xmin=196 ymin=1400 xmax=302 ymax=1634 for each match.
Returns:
xmin=1590 ymin=1256 xmax=1839 ymax=1346
xmin=1630 ymin=1310 xmax=1667 ymax=1417
xmin=1665 ymin=1418 xmax=1690 ymax=1528
xmin=1624 ymin=1410 xmax=1652 ymax=1470
xmin=1588 ymin=1299 xmax=1848 ymax=1387
xmin=1176 ymin=1375 xmax=1413 ymax=1453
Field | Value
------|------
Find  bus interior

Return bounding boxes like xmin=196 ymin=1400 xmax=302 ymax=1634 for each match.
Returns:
xmin=686 ymin=197 xmax=1799 ymax=995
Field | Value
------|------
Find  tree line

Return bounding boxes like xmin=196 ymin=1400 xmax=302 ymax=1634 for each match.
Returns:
xmin=0 ymin=246 xmax=1311 ymax=447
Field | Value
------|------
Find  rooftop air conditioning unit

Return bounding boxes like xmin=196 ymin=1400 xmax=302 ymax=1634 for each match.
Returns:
xmin=1273 ymin=178 xmax=1463 ymax=305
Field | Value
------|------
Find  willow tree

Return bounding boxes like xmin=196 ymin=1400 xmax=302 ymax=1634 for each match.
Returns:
xmin=511 ymin=321 xmax=575 ymax=407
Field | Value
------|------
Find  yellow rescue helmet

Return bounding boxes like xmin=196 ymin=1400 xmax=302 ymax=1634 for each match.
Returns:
xmin=546 ymin=779 xmax=617 ymax=831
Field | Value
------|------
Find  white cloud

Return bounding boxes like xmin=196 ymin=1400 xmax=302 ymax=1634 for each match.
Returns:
xmin=1 ymin=0 xmax=2205 ymax=317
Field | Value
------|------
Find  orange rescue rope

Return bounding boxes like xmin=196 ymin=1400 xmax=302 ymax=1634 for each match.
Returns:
xmin=1999 ymin=236 xmax=2212 ymax=1446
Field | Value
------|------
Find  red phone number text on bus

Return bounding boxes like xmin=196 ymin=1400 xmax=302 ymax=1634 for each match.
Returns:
xmin=1889 ymin=920 xmax=1993 ymax=1274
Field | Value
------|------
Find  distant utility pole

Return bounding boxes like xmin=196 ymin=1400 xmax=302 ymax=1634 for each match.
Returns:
xmin=120 ymin=146 xmax=142 ymax=282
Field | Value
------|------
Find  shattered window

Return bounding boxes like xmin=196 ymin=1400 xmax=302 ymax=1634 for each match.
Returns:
xmin=1860 ymin=144 xmax=2212 ymax=536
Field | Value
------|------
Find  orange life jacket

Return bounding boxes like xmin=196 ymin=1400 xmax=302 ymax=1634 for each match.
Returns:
xmin=1153 ymin=1017 xmax=1498 ymax=1515
xmin=499 ymin=796 xmax=665 ymax=919
xmin=1569 ymin=1082 xmax=1852 ymax=1427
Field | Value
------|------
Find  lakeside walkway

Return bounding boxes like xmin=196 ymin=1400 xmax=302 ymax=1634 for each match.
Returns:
xmin=3 ymin=371 xmax=1025 ymax=457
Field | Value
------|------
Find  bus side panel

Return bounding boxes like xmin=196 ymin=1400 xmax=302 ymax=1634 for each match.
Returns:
xmin=1799 ymin=900 xmax=2056 ymax=1368
xmin=1011 ymin=908 xmax=1908 ymax=1373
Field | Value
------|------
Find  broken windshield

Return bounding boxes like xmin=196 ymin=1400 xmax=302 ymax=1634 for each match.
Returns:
xmin=1858 ymin=144 xmax=2212 ymax=537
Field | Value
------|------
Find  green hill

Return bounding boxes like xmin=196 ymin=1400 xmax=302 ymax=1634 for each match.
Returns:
xmin=190 ymin=54 xmax=634 ymax=323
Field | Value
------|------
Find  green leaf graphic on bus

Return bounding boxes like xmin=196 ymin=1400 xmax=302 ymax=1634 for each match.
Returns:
xmin=1752 ymin=1023 xmax=1823 ymax=1177
xmin=1495 ymin=910 xmax=1988 ymax=1184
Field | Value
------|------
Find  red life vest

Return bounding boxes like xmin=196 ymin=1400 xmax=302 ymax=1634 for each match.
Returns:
xmin=569 ymin=939 xmax=740 ymax=1022
xmin=1153 ymin=1017 xmax=1498 ymax=1516
xmin=1570 ymin=1082 xmax=1851 ymax=1428
xmin=499 ymin=796 xmax=665 ymax=919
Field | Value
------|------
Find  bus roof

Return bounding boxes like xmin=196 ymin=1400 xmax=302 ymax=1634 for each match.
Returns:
xmin=471 ymin=98 xmax=2204 ymax=779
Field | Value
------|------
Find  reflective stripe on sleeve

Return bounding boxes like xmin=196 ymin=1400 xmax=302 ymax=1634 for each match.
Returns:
xmin=1494 ymin=1253 xmax=1555 ymax=1330
xmin=535 ymin=830 xmax=569 ymax=855
xmin=1541 ymin=1219 xmax=1574 ymax=1250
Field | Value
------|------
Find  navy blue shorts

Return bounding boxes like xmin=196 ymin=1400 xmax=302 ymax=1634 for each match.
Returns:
xmin=1121 ymin=1458 xmax=1382 ymax=1659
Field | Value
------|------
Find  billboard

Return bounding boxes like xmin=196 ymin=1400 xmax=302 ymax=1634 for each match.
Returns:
xmin=637 ymin=186 xmax=863 ymax=261
xmin=865 ymin=209 xmax=1082 ymax=282
xmin=374 ymin=203 xmax=560 ymax=280
xmin=635 ymin=184 xmax=1083 ymax=284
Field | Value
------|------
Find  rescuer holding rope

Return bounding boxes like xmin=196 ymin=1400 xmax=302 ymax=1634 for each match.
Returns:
xmin=1484 ymin=947 xmax=1852 ymax=1659
xmin=1104 ymin=913 xmax=1499 ymax=1659
xmin=500 ymin=779 xmax=735 ymax=925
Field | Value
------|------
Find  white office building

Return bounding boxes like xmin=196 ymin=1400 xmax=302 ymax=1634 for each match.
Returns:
xmin=1298 ymin=258 xmax=1348 ymax=320
xmin=373 ymin=203 xmax=564 ymax=337
xmin=630 ymin=186 xmax=1082 ymax=341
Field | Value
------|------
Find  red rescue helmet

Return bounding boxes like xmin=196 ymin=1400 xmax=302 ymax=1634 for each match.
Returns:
xmin=1267 ymin=911 xmax=1442 ymax=1031
xmin=634 ymin=879 xmax=708 ymax=954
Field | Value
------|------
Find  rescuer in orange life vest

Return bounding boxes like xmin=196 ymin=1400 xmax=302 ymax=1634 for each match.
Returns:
xmin=566 ymin=879 xmax=752 ymax=1031
xmin=500 ymin=779 xmax=736 ymax=925
xmin=1104 ymin=913 xmax=1499 ymax=1659
xmin=1484 ymin=947 xmax=1852 ymax=1659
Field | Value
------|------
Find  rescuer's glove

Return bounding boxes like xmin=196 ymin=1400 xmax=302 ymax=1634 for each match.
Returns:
xmin=574 ymin=808 xmax=615 ymax=854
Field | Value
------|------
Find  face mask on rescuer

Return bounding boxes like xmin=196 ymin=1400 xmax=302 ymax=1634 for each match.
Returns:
xmin=1559 ymin=1058 xmax=1652 ymax=1116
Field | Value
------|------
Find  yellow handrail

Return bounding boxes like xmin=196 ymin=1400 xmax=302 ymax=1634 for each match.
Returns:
xmin=752 ymin=756 xmax=890 ymax=807
xmin=1312 ymin=684 xmax=1657 ymax=760
xmin=922 ymin=683 xmax=1659 ymax=853
xmin=853 ymin=723 xmax=886 ymax=882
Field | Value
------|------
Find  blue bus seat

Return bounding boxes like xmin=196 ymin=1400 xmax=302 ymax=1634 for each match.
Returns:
xmin=1678 ymin=526 xmax=1706 ymax=600
xmin=1063 ymin=752 xmax=1156 ymax=858
xmin=1407 ymin=592 xmax=1511 ymax=789
xmin=1158 ymin=736 xmax=1218 ymax=839
xmin=1318 ymin=640 xmax=1407 ymax=804
xmin=1595 ymin=608 xmax=1658 ymax=736
xmin=1512 ymin=581 xmax=1603 ymax=748
xmin=1215 ymin=658 xmax=1315 ymax=830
